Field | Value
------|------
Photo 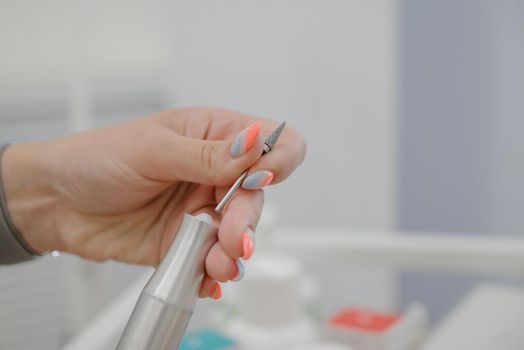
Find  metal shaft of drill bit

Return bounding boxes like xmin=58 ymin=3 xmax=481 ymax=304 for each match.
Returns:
xmin=215 ymin=121 xmax=286 ymax=212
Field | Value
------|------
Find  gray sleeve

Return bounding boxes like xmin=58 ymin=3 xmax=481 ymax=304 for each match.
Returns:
xmin=0 ymin=142 xmax=39 ymax=264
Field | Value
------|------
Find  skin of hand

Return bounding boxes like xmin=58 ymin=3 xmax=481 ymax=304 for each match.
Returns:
xmin=1 ymin=107 xmax=306 ymax=298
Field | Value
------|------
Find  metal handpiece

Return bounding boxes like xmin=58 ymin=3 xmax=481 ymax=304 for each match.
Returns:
xmin=117 ymin=214 xmax=217 ymax=350
xmin=215 ymin=121 xmax=286 ymax=212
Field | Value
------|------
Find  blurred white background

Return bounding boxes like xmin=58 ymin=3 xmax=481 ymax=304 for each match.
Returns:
xmin=0 ymin=0 xmax=522 ymax=349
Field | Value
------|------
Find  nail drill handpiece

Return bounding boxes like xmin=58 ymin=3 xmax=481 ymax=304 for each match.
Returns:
xmin=117 ymin=214 xmax=217 ymax=350
xmin=215 ymin=121 xmax=286 ymax=212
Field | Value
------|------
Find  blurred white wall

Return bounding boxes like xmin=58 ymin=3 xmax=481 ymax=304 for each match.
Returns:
xmin=0 ymin=0 xmax=398 ymax=230
xmin=0 ymin=1 xmax=398 ymax=348
xmin=165 ymin=0 xmax=399 ymax=320
xmin=167 ymin=0 xmax=397 ymax=230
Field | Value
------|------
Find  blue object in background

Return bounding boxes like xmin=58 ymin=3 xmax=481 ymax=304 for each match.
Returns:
xmin=398 ymin=0 xmax=524 ymax=324
xmin=179 ymin=329 xmax=236 ymax=350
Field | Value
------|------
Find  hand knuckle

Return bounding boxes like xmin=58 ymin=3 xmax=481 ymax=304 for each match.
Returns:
xmin=200 ymin=142 xmax=218 ymax=182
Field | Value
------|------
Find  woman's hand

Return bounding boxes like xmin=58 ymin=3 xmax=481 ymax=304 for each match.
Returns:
xmin=2 ymin=107 xmax=306 ymax=298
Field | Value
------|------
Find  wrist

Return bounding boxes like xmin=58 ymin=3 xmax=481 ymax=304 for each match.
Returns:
xmin=2 ymin=141 xmax=60 ymax=253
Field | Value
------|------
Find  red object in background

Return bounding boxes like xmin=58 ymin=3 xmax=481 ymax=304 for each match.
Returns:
xmin=328 ymin=308 xmax=400 ymax=333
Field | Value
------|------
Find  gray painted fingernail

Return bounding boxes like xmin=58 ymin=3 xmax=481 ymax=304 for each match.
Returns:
xmin=232 ymin=259 xmax=245 ymax=282
xmin=242 ymin=170 xmax=274 ymax=189
xmin=230 ymin=123 xmax=261 ymax=158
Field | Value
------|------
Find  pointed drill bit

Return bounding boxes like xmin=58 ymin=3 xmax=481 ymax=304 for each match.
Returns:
xmin=215 ymin=121 xmax=286 ymax=212
xmin=263 ymin=121 xmax=286 ymax=154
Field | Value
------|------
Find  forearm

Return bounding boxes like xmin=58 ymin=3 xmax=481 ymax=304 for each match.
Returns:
xmin=2 ymin=141 xmax=60 ymax=254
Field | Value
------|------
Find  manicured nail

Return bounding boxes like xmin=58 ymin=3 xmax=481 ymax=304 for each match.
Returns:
xmin=242 ymin=228 xmax=255 ymax=260
xmin=195 ymin=213 xmax=213 ymax=224
xmin=232 ymin=259 xmax=245 ymax=282
xmin=230 ymin=122 xmax=262 ymax=158
xmin=242 ymin=170 xmax=274 ymax=189
xmin=211 ymin=282 xmax=222 ymax=300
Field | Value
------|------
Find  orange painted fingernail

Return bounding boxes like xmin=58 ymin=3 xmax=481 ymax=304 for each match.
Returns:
xmin=230 ymin=122 xmax=262 ymax=158
xmin=242 ymin=228 xmax=255 ymax=260
xmin=211 ymin=282 xmax=222 ymax=300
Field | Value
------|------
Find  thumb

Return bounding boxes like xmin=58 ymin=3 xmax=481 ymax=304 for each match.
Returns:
xmin=165 ymin=123 xmax=264 ymax=186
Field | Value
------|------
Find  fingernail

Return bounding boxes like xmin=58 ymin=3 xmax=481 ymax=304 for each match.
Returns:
xmin=242 ymin=228 xmax=255 ymax=260
xmin=230 ymin=122 xmax=262 ymax=158
xmin=211 ymin=282 xmax=222 ymax=300
xmin=195 ymin=213 xmax=213 ymax=224
xmin=242 ymin=170 xmax=274 ymax=189
xmin=232 ymin=259 xmax=245 ymax=282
